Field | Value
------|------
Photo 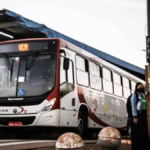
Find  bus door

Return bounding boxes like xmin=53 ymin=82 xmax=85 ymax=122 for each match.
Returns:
xmin=59 ymin=49 xmax=76 ymax=127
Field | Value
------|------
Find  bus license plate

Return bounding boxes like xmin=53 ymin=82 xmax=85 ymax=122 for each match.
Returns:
xmin=8 ymin=122 xmax=22 ymax=127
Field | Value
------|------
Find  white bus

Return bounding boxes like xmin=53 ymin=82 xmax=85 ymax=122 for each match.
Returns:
xmin=0 ymin=38 xmax=144 ymax=138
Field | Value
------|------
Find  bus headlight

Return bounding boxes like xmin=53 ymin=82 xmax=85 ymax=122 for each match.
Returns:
xmin=42 ymin=105 xmax=52 ymax=112
xmin=41 ymin=98 xmax=56 ymax=113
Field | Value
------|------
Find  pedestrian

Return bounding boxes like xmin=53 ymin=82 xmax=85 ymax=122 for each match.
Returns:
xmin=130 ymin=82 xmax=150 ymax=150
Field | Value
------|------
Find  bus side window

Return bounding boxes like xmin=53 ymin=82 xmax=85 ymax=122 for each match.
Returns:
xmin=102 ymin=67 xmax=113 ymax=94
xmin=131 ymin=81 xmax=136 ymax=94
xmin=76 ymin=55 xmax=89 ymax=87
xmin=113 ymin=72 xmax=122 ymax=97
xmin=68 ymin=60 xmax=74 ymax=84
xmin=89 ymin=61 xmax=102 ymax=91
xmin=60 ymin=56 xmax=74 ymax=85
xmin=60 ymin=57 xmax=66 ymax=84
xmin=123 ymin=77 xmax=130 ymax=98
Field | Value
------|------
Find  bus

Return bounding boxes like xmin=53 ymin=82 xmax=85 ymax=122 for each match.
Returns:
xmin=0 ymin=38 xmax=144 ymax=138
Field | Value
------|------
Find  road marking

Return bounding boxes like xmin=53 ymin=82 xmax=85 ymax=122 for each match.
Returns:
xmin=0 ymin=140 xmax=21 ymax=142
xmin=0 ymin=139 xmax=131 ymax=148
xmin=0 ymin=140 xmax=56 ymax=146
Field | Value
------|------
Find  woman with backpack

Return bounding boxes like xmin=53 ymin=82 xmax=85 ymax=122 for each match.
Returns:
xmin=130 ymin=82 xmax=150 ymax=150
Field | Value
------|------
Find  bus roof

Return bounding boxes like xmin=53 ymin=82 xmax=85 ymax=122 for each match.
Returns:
xmin=0 ymin=9 xmax=145 ymax=80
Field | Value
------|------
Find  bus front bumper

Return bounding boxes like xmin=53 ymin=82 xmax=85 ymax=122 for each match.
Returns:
xmin=0 ymin=109 xmax=59 ymax=127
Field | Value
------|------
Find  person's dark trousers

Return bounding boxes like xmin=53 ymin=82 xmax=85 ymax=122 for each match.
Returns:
xmin=138 ymin=110 xmax=150 ymax=150
xmin=130 ymin=118 xmax=140 ymax=150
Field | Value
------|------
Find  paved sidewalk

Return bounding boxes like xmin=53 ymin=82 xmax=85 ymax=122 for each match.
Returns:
xmin=34 ymin=143 xmax=131 ymax=150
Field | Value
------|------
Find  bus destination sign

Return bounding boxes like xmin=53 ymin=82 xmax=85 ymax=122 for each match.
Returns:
xmin=0 ymin=41 xmax=51 ymax=54
xmin=18 ymin=43 xmax=29 ymax=51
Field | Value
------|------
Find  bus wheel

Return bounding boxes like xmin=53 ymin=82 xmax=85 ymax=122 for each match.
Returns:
xmin=77 ymin=112 xmax=87 ymax=138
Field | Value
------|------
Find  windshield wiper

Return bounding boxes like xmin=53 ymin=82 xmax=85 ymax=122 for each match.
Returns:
xmin=24 ymin=52 xmax=39 ymax=81
xmin=2 ymin=54 xmax=13 ymax=81
xmin=25 ymin=52 xmax=39 ymax=70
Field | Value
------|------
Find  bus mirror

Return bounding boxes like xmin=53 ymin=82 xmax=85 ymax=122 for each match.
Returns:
xmin=63 ymin=58 xmax=69 ymax=70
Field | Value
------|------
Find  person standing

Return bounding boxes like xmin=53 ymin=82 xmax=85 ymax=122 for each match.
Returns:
xmin=130 ymin=82 xmax=150 ymax=150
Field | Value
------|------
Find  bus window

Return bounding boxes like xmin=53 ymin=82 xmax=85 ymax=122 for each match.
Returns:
xmin=76 ymin=55 xmax=89 ymax=87
xmin=89 ymin=61 xmax=102 ymax=90
xmin=60 ymin=56 xmax=74 ymax=84
xmin=102 ymin=67 xmax=113 ymax=94
xmin=131 ymin=81 xmax=136 ymax=94
xmin=123 ymin=77 xmax=130 ymax=98
xmin=0 ymin=57 xmax=19 ymax=97
xmin=17 ymin=54 xmax=56 ymax=97
xmin=67 ymin=60 xmax=74 ymax=84
xmin=76 ymin=55 xmax=86 ymax=71
xmin=60 ymin=57 xmax=66 ymax=84
xmin=113 ymin=72 xmax=122 ymax=97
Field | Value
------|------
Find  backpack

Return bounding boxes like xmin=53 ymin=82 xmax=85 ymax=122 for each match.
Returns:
xmin=126 ymin=93 xmax=138 ymax=118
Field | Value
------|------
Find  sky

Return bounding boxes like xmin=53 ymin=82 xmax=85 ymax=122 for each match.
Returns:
xmin=0 ymin=0 xmax=147 ymax=69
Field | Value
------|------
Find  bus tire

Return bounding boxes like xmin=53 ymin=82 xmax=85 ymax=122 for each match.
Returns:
xmin=77 ymin=111 xmax=87 ymax=138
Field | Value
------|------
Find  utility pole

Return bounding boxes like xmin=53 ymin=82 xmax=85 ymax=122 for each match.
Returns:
xmin=146 ymin=0 xmax=150 ymax=140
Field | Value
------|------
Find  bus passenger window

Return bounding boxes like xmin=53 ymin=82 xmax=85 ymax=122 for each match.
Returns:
xmin=76 ymin=55 xmax=89 ymax=87
xmin=76 ymin=55 xmax=86 ymax=71
xmin=102 ymin=67 xmax=113 ymax=94
xmin=89 ymin=61 xmax=102 ymax=90
xmin=123 ymin=77 xmax=130 ymax=98
xmin=113 ymin=72 xmax=122 ymax=97
xmin=131 ymin=81 xmax=136 ymax=94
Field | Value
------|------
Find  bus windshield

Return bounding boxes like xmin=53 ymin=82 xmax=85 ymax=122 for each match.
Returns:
xmin=0 ymin=54 xmax=56 ymax=97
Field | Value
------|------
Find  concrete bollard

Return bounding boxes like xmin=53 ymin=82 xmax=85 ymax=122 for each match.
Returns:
xmin=55 ymin=132 xmax=84 ymax=149
xmin=98 ymin=127 xmax=121 ymax=150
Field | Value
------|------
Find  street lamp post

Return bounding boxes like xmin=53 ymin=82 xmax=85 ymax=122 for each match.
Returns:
xmin=146 ymin=0 xmax=150 ymax=140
